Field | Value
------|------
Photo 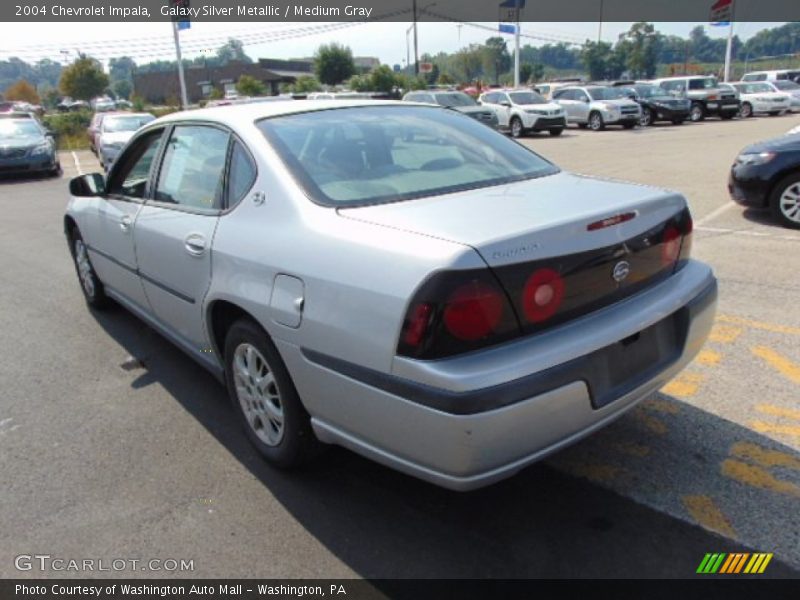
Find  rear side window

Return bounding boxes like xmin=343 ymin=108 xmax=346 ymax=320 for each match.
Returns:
xmin=226 ymin=140 xmax=257 ymax=208
xmin=154 ymin=125 xmax=230 ymax=210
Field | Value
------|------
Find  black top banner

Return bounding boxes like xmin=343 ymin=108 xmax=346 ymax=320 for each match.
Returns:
xmin=2 ymin=0 xmax=799 ymax=23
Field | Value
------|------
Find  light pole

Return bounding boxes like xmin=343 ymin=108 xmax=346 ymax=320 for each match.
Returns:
xmin=412 ymin=0 xmax=437 ymax=75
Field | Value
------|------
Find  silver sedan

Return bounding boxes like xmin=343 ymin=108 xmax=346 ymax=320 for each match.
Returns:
xmin=64 ymin=101 xmax=717 ymax=490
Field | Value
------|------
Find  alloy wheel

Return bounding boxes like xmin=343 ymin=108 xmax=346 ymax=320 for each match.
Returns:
xmin=778 ymin=181 xmax=800 ymax=225
xmin=74 ymin=239 xmax=95 ymax=298
xmin=233 ymin=343 xmax=285 ymax=446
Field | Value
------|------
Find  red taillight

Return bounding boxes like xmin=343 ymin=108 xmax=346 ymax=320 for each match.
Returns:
xmin=443 ymin=282 xmax=504 ymax=341
xmin=522 ymin=268 xmax=565 ymax=323
xmin=661 ymin=226 xmax=681 ymax=267
xmin=402 ymin=302 xmax=433 ymax=348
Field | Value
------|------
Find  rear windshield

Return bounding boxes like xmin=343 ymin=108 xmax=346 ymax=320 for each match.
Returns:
xmin=432 ymin=92 xmax=477 ymax=107
xmin=258 ymin=106 xmax=558 ymax=207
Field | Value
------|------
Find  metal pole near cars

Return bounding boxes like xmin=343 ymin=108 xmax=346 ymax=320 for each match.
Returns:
xmin=172 ymin=20 xmax=189 ymax=109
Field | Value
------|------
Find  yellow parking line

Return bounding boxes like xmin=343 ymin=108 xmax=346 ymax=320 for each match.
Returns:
xmin=633 ymin=408 xmax=668 ymax=435
xmin=696 ymin=349 xmax=722 ymax=366
xmin=718 ymin=315 xmax=800 ymax=337
xmin=661 ymin=372 xmax=704 ymax=398
xmin=751 ymin=421 xmax=800 ymax=437
xmin=708 ymin=324 xmax=742 ymax=344
xmin=755 ymin=404 xmax=800 ymax=422
xmin=751 ymin=346 xmax=800 ymax=385
xmin=731 ymin=441 xmax=800 ymax=471
xmin=643 ymin=397 xmax=680 ymax=414
xmin=721 ymin=459 xmax=800 ymax=498
xmin=682 ymin=495 xmax=737 ymax=539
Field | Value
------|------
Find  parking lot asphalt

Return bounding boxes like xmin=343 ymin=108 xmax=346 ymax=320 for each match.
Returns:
xmin=1 ymin=115 xmax=799 ymax=580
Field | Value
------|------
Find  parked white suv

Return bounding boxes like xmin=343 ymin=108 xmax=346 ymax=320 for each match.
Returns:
xmin=479 ymin=89 xmax=566 ymax=138
xmin=552 ymin=86 xmax=641 ymax=131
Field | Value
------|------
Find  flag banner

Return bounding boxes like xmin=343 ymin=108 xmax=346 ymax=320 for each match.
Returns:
xmin=499 ymin=23 xmax=517 ymax=34
xmin=0 ymin=0 xmax=794 ymax=22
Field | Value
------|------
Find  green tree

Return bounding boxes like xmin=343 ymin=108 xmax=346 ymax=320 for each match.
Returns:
xmin=622 ymin=22 xmax=660 ymax=79
xmin=108 ymin=56 xmax=136 ymax=83
xmin=5 ymin=79 xmax=40 ymax=103
xmin=519 ymin=63 xmax=533 ymax=84
xmin=531 ymin=63 xmax=545 ymax=81
xmin=482 ymin=37 xmax=511 ymax=84
xmin=292 ymin=76 xmax=322 ymax=93
xmin=347 ymin=74 xmax=371 ymax=92
xmin=314 ymin=43 xmax=356 ymax=86
xmin=452 ymin=45 xmax=484 ymax=82
xmin=217 ymin=39 xmax=251 ymax=64
xmin=580 ymin=41 xmax=613 ymax=80
xmin=236 ymin=75 xmax=266 ymax=96
xmin=437 ymin=72 xmax=455 ymax=85
xmin=369 ymin=65 xmax=398 ymax=93
xmin=111 ymin=79 xmax=132 ymax=100
xmin=59 ymin=57 xmax=109 ymax=101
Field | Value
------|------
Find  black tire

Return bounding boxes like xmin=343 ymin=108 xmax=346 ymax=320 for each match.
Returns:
xmin=224 ymin=318 xmax=322 ymax=468
xmin=588 ymin=111 xmax=604 ymax=131
xmin=640 ymin=107 xmax=654 ymax=127
xmin=769 ymin=111 xmax=781 ymax=116
xmin=740 ymin=102 xmax=753 ymax=118
xmin=689 ymin=102 xmax=705 ymax=122
xmin=768 ymin=173 xmax=800 ymax=229
xmin=509 ymin=116 xmax=524 ymax=138
xmin=548 ymin=128 xmax=564 ymax=136
xmin=68 ymin=228 xmax=109 ymax=309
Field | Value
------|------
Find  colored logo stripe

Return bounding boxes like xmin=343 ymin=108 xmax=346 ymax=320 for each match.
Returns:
xmin=698 ymin=553 xmax=773 ymax=574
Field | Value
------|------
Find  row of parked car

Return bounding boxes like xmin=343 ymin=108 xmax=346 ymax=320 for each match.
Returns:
xmin=86 ymin=110 xmax=156 ymax=170
xmin=400 ymin=72 xmax=800 ymax=139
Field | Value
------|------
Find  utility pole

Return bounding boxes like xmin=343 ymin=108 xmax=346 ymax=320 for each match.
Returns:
xmin=513 ymin=2 xmax=521 ymax=87
xmin=723 ymin=2 xmax=736 ymax=82
xmin=171 ymin=20 xmax=189 ymax=109
xmin=598 ymin=0 xmax=604 ymax=42
xmin=413 ymin=0 xmax=419 ymax=75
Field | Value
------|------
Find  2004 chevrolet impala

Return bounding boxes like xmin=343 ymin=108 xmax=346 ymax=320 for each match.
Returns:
xmin=65 ymin=101 xmax=716 ymax=490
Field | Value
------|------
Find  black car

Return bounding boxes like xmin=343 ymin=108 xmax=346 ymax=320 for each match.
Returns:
xmin=0 ymin=116 xmax=60 ymax=176
xmin=619 ymin=84 xmax=692 ymax=126
xmin=728 ymin=133 xmax=800 ymax=229
xmin=402 ymin=90 xmax=499 ymax=129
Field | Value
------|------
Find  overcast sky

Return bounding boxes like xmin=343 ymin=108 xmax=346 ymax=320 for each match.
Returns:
xmin=0 ymin=21 xmax=787 ymax=67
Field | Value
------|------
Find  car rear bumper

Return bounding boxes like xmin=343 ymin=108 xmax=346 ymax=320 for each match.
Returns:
xmin=278 ymin=259 xmax=717 ymax=490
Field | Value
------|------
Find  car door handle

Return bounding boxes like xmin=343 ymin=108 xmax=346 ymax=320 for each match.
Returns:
xmin=184 ymin=234 xmax=206 ymax=257
xmin=119 ymin=215 xmax=132 ymax=232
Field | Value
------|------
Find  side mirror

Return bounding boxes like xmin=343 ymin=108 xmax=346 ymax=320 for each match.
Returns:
xmin=582 ymin=97 xmax=590 ymax=103
xmin=69 ymin=173 xmax=106 ymax=197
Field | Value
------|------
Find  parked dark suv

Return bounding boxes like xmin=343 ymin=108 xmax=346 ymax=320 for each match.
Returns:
xmin=619 ymin=84 xmax=692 ymax=126
xmin=652 ymin=76 xmax=740 ymax=122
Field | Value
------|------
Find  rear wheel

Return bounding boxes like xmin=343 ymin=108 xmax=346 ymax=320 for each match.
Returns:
xmin=548 ymin=128 xmax=564 ymax=136
xmin=588 ymin=111 xmax=604 ymax=131
xmin=509 ymin=116 xmax=524 ymax=138
xmin=739 ymin=102 xmax=753 ymax=118
xmin=770 ymin=173 xmax=800 ymax=229
xmin=224 ymin=319 xmax=322 ymax=468
xmin=689 ymin=102 xmax=705 ymax=122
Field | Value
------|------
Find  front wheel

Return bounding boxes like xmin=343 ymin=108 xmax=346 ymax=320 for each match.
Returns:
xmin=588 ymin=111 xmax=604 ymax=131
xmin=224 ymin=319 xmax=322 ymax=468
xmin=548 ymin=128 xmax=564 ymax=136
xmin=689 ymin=102 xmax=705 ymax=122
xmin=509 ymin=116 xmax=524 ymax=138
xmin=69 ymin=229 xmax=109 ymax=309
xmin=770 ymin=174 xmax=800 ymax=229
xmin=739 ymin=103 xmax=753 ymax=118
xmin=640 ymin=107 xmax=654 ymax=127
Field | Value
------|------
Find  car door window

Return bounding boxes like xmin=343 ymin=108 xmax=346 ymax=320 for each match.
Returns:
xmin=226 ymin=140 xmax=257 ymax=209
xmin=154 ymin=125 xmax=230 ymax=210
xmin=552 ymin=89 xmax=569 ymax=100
xmin=106 ymin=129 xmax=164 ymax=199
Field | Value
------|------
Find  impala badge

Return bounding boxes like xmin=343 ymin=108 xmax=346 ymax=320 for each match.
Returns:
xmin=612 ymin=261 xmax=630 ymax=282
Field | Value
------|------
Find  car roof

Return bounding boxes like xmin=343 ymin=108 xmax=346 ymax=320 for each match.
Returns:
xmin=153 ymin=100 xmax=415 ymax=129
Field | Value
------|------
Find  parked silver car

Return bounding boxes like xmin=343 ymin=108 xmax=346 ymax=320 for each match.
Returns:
xmin=552 ymin=86 xmax=641 ymax=130
xmin=96 ymin=112 xmax=155 ymax=170
xmin=65 ymin=101 xmax=716 ymax=490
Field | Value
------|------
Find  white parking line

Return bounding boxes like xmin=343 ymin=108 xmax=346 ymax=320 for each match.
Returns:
xmin=696 ymin=226 xmax=800 ymax=242
xmin=71 ymin=151 xmax=83 ymax=176
xmin=695 ymin=201 xmax=737 ymax=227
